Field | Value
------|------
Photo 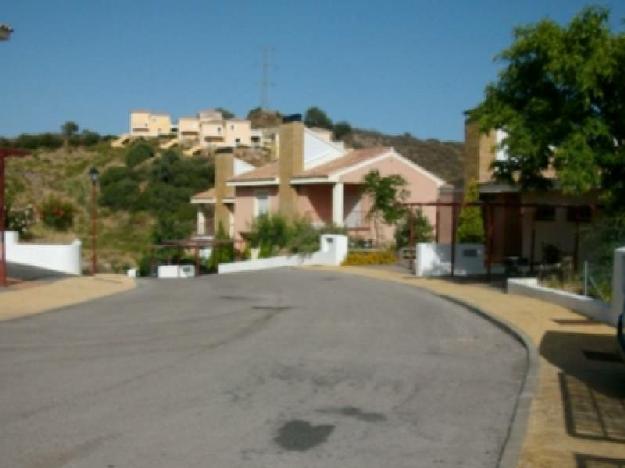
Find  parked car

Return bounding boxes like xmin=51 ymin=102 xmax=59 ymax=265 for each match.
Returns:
xmin=618 ymin=312 xmax=625 ymax=362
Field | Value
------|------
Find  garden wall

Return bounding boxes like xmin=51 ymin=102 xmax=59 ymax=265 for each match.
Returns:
xmin=218 ymin=235 xmax=348 ymax=274
xmin=414 ymin=242 xmax=504 ymax=277
xmin=507 ymin=246 xmax=625 ymax=326
xmin=5 ymin=231 xmax=82 ymax=275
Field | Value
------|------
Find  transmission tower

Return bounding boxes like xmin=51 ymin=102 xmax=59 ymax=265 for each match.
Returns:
xmin=260 ymin=47 xmax=275 ymax=109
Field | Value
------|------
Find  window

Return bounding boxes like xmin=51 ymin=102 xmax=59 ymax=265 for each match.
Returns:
xmin=255 ymin=191 xmax=269 ymax=216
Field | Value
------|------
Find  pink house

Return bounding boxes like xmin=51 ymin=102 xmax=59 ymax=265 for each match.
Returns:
xmin=191 ymin=120 xmax=449 ymax=245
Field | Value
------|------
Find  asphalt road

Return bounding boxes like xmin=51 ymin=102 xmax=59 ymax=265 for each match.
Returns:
xmin=0 ymin=269 xmax=526 ymax=468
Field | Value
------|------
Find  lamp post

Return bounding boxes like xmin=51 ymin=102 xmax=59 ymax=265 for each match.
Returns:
xmin=88 ymin=167 xmax=99 ymax=276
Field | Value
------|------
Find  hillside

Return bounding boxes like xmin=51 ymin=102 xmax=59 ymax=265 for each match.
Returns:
xmin=346 ymin=129 xmax=465 ymax=186
xmin=5 ymin=141 xmax=213 ymax=272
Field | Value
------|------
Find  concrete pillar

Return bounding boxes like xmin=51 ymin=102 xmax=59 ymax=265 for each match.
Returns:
xmin=612 ymin=246 xmax=625 ymax=324
xmin=332 ymin=182 xmax=344 ymax=226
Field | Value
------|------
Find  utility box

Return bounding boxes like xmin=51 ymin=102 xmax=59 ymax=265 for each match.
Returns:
xmin=157 ymin=265 xmax=196 ymax=279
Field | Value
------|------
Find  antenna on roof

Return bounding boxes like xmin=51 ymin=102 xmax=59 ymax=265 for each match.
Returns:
xmin=260 ymin=47 xmax=275 ymax=110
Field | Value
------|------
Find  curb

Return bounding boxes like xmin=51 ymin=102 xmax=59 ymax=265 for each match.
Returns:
xmin=430 ymin=293 xmax=539 ymax=468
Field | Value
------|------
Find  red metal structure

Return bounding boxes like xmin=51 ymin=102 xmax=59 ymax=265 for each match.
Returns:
xmin=404 ymin=200 xmax=598 ymax=279
xmin=0 ymin=148 xmax=29 ymax=286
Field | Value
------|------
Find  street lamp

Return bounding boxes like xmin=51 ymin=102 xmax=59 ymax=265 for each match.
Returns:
xmin=0 ymin=24 xmax=14 ymax=41
xmin=88 ymin=167 xmax=99 ymax=276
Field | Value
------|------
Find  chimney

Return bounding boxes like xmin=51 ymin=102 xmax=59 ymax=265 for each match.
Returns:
xmin=464 ymin=120 xmax=496 ymax=186
xmin=278 ymin=120 xmax=304 ymax=218
xmin=214 ymin=147 xmax=234 ymax=234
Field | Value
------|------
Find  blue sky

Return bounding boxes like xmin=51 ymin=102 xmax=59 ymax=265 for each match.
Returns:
xmin=2 ymin=1 xmax=624 ymax=141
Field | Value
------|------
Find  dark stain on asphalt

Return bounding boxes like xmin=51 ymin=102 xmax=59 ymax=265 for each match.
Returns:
xmin=219 ymin=295 xmax=254 ymax=301
xmin=318 ymin=406 xmax=387 ymax=422
xmin=274 ymin=420 xmax=335 ymax=451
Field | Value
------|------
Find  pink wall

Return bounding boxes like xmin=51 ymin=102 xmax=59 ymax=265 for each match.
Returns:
xmin=296 ymin=185 xmax=332 ymax=224
xmin=341 ymin=154 xmax=443 ymax=242
xmin=233 ymin=186 xmax=278 ymax=241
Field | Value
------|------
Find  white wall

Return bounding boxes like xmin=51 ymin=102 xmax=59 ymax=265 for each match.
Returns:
xmin=218 ymin=235 xmax=348 ymax=274
xmin=507 ymin=246 xmax=625 ymax=327
xmin=508 ymin=278 xmax=615 ymax=325
xmin=414 ymin=242 xmax=503 ymax=277
xmin=5 ymin=231 xmax=82 ymax=275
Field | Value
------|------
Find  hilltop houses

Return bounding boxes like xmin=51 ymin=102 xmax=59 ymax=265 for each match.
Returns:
xmin=125 ymin=109 xmax=272 ymax=152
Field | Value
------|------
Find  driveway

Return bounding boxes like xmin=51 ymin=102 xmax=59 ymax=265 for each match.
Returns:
xmin=0 ymin=269 xmax=525 ymax=468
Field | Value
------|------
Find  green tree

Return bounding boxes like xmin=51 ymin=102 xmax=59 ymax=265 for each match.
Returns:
xmin=468 ymin=6 xmax=625 ymax=206
xmin=304 ymin=106 xmax=333 ymax=129
xmin=125 ymin=142 xmax=154 ymax=167
xmin=216 ymin=107 xmax=235 ymax=119
xmin=61 ymin=121 xmax=79 ymax=146
xmin=362 ymin=170 xmax=409 ymax=243
xmin=456 ymin=180 xmax=485 ymax=244
xmin=332 ymin=121 xmax=352 ymax=140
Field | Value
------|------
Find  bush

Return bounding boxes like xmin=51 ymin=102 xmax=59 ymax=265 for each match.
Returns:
xmin=247 ymin=213 xmax=290 ymax=257
xmin=40 ymin=196 xmax=75 ymax=231
xmin=456 ymin=180 xmax=485 ymax=243
xmin=6 ymin=205 xmax=35 ymax=238
xmin=125 ymin=142 xmax=154 ymax=167
xmin=342 ymin=250 xmax=397 ymax=266
xmin=581 ymin=212 xmax=625 ymax=301
xmin=207 ymin=223 xmax=234 ymax=271
xmin=395 ymin=208 xmax=433 ymax=248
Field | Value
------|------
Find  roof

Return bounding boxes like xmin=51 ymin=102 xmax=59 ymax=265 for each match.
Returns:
xmin=228 ymin=147 xmax=391 ymax=184
xmin=228 ymin=160 xmax=280 ymax=182
xmin=192 ymin=188 xmax=216 ymax=200
xmin=295 ymin=147 xmax=390 ymax=178
xmin=191 ymin=187 xmax=235 ymax=203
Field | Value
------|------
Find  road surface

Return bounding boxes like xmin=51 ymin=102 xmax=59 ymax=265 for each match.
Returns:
xmin=0 ymin=269 xmax=525 ymax=468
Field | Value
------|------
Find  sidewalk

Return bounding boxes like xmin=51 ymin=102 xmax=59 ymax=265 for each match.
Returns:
xmin=0 ymin=274 xmax=136 ymax=322
xmin=308 ymin=265 xmax=625 ymax=468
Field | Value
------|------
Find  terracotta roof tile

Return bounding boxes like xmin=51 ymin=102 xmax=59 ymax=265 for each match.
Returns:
xmin=294 ymin=147 xmax=390 ymax=178
xmin=191 ymin=188 xmax=216 ymax=200
xmin=227 ymin=147 xmax=391 ymax=184
xmin=228 ymin=160 xmax=280 ymax=182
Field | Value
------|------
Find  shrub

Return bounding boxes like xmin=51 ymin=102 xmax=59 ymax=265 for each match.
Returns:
xmin=342 ymin=250 xmax=397 ymax=266
xmin=40 ymin=196 xmax=75 ymax=231
xmin=247 ymin=213 xmax=290 ymax=257
xmin=125 ymin=142 xmax=154 ymax=167
xmin=6 ymin=205 xmax=35 ymax=238
xmin=395 ymin=208 xmax=433 ymax=248
xmin=207 ymin=223 xmax=234 ymax=271
xmin=456 ymin=180 xmax=485 ymax=243
xmin=580 ymin=212 xmax=625 ymax=301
